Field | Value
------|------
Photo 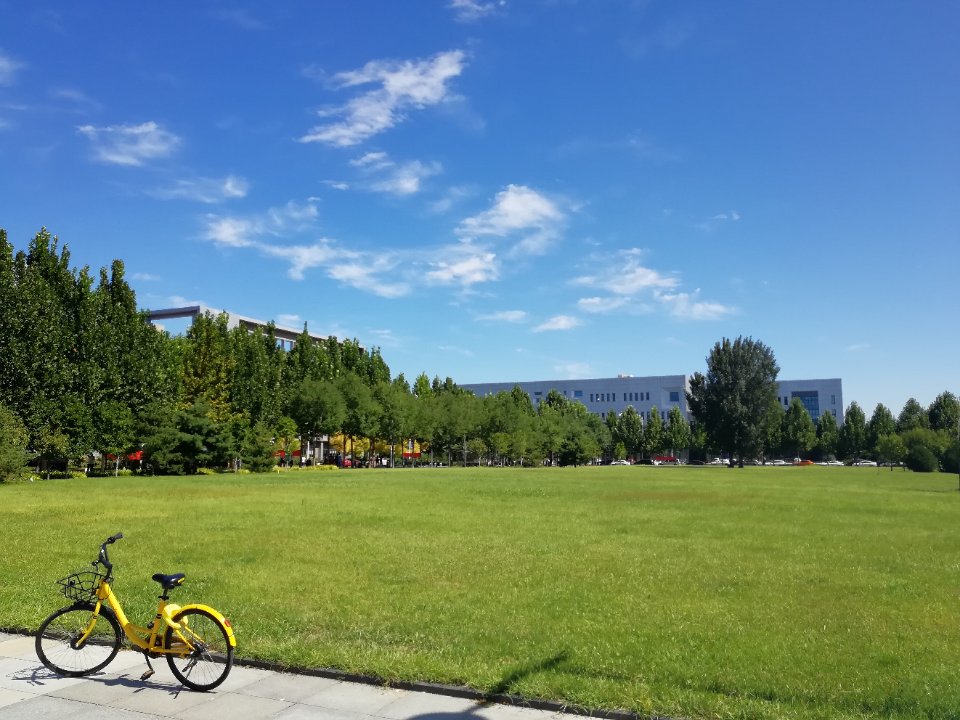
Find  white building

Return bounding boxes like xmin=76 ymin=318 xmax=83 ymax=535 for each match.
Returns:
xmin=462 ymin=375 xmax=843 ymax=425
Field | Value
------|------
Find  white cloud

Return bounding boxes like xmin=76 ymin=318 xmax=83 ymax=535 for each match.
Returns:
xmin=77 ymin=121 xmax=180 ymax=166
xmin=553 ymin=362 xmax=592 ymax=379
xmin=49 ymin=88 xmax=101 ymax=113
xmin=655 ymin=290 xmax=735 ymax=320
xmin=350 ymin=151 xmax=391 ymax=168
xmin=697 ymin=210 xmax=742 ymax=231
xmin=326 ymin=257 xmax=410 ymax=297
xmin=477 ymin=310 xmax=527 ymax=323
xmin=449 ymin=0 xmax=505 ymax=22
xmin=438 ymin=344 xmax=475 ymax=357
xmin=276 ymin=314 xmax=302 ymax=327
xmin=0 ymin=51 xmax=24 ymax=85
xmin=322 ymin=180 xmax=350 ymax=191
xmin=131 ymin=272 xmax=160 ymax=281
xmin=846 ymin=342 xmax=870 ymax=352
xmin=457 ymin=184 xmax=565 ymax=256
xmin=574 ymin=250 xmax=678 ymax=295
xmin=534 ymin=315 xmax=581 ymax=332
xmin=577 ymin=296 xmax=629 ymax=314
xmin=425 ymin=242 xmax=498 ymax=287
xmin=261 ymin=240 xmax=340 ymax=280
xmin=370 ymin=160 xmax=441 ymax=195
xmin=150 ymin=175 xmax=249 ymax=203
xmin=300 ymin=50 xmax=466 ymax=146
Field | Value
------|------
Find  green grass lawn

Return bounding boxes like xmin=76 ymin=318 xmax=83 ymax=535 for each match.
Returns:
xmin=3 ymin=466 xmax=960 ymax=719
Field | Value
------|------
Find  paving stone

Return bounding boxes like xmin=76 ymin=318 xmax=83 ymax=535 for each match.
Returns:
xmin=302 ymin=681 xmax=407 ymax=715
xmin=0 ymin=656 xmax=89 ymax=695
xmin=238 ymin=670 xmax=341 ymax=703
xmin=0 ymin=687 xmax=35 ymax=709
xmin=379 ymin=690 xmax=482 ymax=719
xmin=0 ymin=635 xmax=39 ymax=661
xmin=172 ymin=690 xmax=293 ymax=720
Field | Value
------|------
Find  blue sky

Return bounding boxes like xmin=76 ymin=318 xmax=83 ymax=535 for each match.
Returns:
xmin=1 ymin=1 xmax=957 ymax=416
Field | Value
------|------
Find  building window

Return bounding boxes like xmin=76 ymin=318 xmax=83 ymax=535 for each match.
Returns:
xmin=574 ymin=390 xmax=583 ymax=398
xmin=831 ymin=394 xmax=836 ymax=405
xmin=669 ymin=391 xmax=680 ymax=403
xmin=589 ymin=394 xmax=594 ymax=403
xmin=791 ymin=390 xmax=821 ymax=422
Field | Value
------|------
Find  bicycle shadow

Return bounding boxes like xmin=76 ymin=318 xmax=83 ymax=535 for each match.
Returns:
xmin=407 ymin=650 xmax=570 ymax=720
xmin=8 ymin=663 xmax=190 ymax=697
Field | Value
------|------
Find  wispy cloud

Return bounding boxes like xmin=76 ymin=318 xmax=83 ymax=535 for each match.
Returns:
xmin=300 ymin=50 xmax=466 ymax=147
xmin=131 ymin=272 xmax=160 ymax=282
xmin=204 ymin=199 xmax=319 ymax=248
xmin=0 ymin=51 xmax=24 ymax=86
xmin=424 ymin=241 xmax=498 ymax=287
xmin=203 ymin=199 xmax=410 ymax=297
xmin=438 ymin=344 xmax=475 ymax=357
xmin=654 ymin=290 xmax=736 ymax=320
xmin=696 ymin=210 xmax=741 ymax=231
xmin=477 ymin=310 xmax=527 ymax=323
xmin=213 ymin=8 xmax=266 ymax=30
xmin=574 ymin=249 xmax=678 ymax=295
xmin=553 ymin=362 xmax=592 ymax=379
xmin=457 ymin=184 xmax=566 ymax=256
xmin=846 ymin=342 xmax=870 ymax=352
xmin=449 ymin=0 xmax=506 ymax=22
xmin=534 ymin=315 xmax=581 ymax=332
xmin=276 ymin=313 xmax=302 ymax=327
xmin=77 ymin=121 xmax=180 ymax=166
xmin=348 ymin=151 xmax=441 ymax=195
xmin=577 ymin=296 xmax=629 ymax=314
xmin=49 ymin=88 xmax=101 ymax=113
xmin=150 ymin=175 xmax=249 ymax=203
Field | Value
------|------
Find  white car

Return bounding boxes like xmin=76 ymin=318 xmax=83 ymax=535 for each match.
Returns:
xmin=852 ymin=459 xmax=878 ymax=467
xmin=610 ymin=459 xmax=630 ymax=466
xmin=770 ymin=459 xmax=788 ymax=466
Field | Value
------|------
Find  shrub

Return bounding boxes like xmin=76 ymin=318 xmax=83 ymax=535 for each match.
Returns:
xmin=196 ymin=467 xmax=218 ymax=476
xmin=943 ymin=441 xmax=960 ymax=475
xmin=906 ymin=445 xmax=939 ymax=473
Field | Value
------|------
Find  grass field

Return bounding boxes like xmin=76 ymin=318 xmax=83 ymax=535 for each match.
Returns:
xmin=3 ymin=466 xmax=960 ymax=719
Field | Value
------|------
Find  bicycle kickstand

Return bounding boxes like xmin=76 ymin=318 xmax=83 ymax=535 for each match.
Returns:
xmin=140 ymin=653 xmax=155 ymax=681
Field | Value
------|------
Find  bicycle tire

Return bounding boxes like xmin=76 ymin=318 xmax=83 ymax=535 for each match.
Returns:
xmin=36 ymin=603 xmax=122 ymax=676
xmin=164 ymin=607 xmax=233 ymax=691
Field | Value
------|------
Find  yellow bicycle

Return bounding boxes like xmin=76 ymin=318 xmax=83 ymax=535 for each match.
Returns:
xmin=36 ymin=533 xmax=236 ymax=691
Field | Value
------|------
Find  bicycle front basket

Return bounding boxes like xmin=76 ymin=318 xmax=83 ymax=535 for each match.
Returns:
xmin=57 ymin=571 xmax=105 ymax=602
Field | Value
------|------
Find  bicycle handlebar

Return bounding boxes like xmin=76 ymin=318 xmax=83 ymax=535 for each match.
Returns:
xmin=97 ymin=533 xmax=124 ymax=576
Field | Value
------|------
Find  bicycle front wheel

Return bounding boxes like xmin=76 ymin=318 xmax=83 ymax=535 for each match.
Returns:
xmin=164 ymin=608 xmax=233 ymax=691
xmin=36 ymin=603 xmax=122 ymax=676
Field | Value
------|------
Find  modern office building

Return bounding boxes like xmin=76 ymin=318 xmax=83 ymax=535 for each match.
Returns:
xmin=462 ymin=375 xmax=843 ymax=425
xmin=147 ymin=304 xmax=326 ymax=350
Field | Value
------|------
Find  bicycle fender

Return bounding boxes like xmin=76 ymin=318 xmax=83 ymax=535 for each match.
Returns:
xmin=177 ymin=603 xmax=237 ymax=647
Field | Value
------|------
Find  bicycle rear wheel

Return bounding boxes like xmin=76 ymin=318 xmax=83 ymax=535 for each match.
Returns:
xmin=36 ymin=603 xmax=122 ymax=676
xmin=164 ymin=608 xmax=233 ymax=691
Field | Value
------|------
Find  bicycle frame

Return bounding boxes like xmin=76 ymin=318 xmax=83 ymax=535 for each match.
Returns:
xmin=76 ymin=580 xmax=235 ymax=655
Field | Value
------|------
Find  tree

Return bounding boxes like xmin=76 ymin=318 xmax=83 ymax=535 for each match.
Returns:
xmin=838 ymin=402 xmax=867 ymax=460
xmin=665 ymin=405 xmax=692 ymax=458
xmin=289 ymin=379 xmax=346 ymax=444
xmin=867 ymin=404 xmax=896 ymax=455
xmin=815 ymin=410 xmax=839 ymax=460
xmin=875 ymin=435 xmax=906 ymax=470
xmin=242 ymin=420 xmax=277 ymax=472
xmin=897 ymin=398 xmax=929 ymax=433
xmin=928 ymin=392 xmax=960 ymax=435
xmin=644 ymin=407 xmax=664 ymax=457
xmin=0 ymin=403 xmax=28 ymax=481
xmin=617 ymin=406 xmax=644 ymax=460
xmin=686 ymin=337 xmax=780 ymax=467
xmin=782 ymin=398 xmax=816 ymax=459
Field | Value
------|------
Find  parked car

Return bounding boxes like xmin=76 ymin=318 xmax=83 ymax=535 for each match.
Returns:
xmin=610 ymin=459 xmax=630 ymax=466
xmin=852 ymin=459 xmax=878 ymax=467
xmin=770 ymin=459 xmax=789 ymax=466
xmin=707 ymin=457 xmax=725 ymax=465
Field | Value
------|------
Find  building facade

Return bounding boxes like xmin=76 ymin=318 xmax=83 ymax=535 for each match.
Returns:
xmin=462 ymin=375 xmax=843 ymax=425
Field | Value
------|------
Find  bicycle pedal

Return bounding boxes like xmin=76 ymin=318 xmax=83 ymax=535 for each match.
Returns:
xmin=140 ymin=669 xmax=155 ymax=681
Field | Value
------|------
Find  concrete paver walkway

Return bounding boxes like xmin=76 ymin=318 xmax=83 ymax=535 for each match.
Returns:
xmin=0 ymin=631 xmax=573 ymax=720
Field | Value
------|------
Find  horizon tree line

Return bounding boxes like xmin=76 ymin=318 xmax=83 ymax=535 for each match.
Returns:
xmin=1 ymin=229 xmax=957 ymax=479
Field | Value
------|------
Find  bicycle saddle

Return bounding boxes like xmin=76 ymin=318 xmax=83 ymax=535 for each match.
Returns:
xmin=152 ymin=573 xmax=185 ymax=590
